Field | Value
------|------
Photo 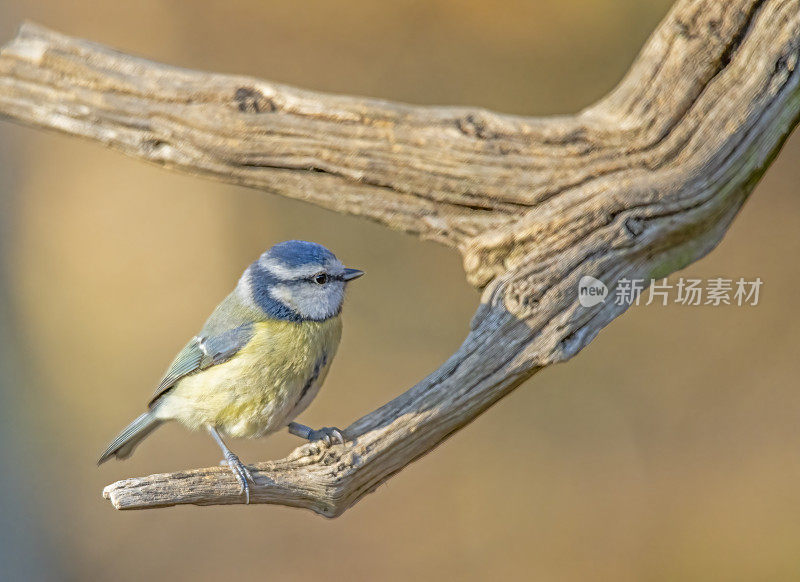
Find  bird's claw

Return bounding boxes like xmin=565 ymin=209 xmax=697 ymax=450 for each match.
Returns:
xmin=222 ymin=451 xmax=254 ymax=504
xmin=306 ymin=426 xmax=345 ymax=447
xmin=287 ymin=422 xmax=345 ymax=447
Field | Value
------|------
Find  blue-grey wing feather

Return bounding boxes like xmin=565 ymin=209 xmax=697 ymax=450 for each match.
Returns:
xmin=148 ymin=322 xmax=256 ymax=407
xmin=201 ymin=325 xmax=256 ymax=362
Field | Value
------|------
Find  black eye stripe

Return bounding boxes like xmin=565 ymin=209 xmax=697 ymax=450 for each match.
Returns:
xmin=289 ymin=272 xmax=346 ymax=284
xmin=299 ymin=273 xmax=344 ymax=282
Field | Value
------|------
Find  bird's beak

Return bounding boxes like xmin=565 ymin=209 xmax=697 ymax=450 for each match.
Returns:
xmin=343 ymin=268 xmax=365 ymax=281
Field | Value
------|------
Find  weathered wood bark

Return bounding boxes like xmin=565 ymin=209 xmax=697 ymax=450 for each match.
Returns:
xmin=0 ymin=0 xmax=798 ymax=514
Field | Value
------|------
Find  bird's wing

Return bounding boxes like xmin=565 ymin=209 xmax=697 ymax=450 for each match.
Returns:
xmin=148 ymin=323 xmax=256 ymax=408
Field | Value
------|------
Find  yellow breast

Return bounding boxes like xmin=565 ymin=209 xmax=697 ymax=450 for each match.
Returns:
xmin=155 ymin=316 xmax=342 ymax=438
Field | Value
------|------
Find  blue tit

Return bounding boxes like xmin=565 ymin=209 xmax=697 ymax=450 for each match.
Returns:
xmin=98 ymin=240 xmax=364 ymax=502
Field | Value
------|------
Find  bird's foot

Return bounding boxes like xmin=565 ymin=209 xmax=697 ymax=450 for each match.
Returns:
xmin=221 ymin=451 xmax=255 ymax=504
xmin=288 ymin=422 xmax=345 ymax=447
xmin=308 ymin=427 xmax=345 ymax=447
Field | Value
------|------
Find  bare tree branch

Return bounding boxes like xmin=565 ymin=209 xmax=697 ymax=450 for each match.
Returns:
xmin=0 ymin=0 xmax=798 ymax=513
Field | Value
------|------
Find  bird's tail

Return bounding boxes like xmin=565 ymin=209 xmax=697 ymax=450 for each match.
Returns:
xmin=97 ymin=412 xmax=163 ymax=465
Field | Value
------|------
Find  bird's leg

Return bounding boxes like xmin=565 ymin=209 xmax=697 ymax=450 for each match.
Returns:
xmin=207 ymin=425 xmax=254 ymax=504
xmin=288 ymin=422 xmax=345 ymax=447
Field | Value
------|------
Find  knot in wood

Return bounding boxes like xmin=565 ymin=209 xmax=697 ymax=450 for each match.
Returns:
xmin=234 ymin=86 xmax=277 ymax=113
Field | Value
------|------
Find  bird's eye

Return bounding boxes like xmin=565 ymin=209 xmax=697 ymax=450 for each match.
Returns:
xmin=314 ymin=273 xmax=328 ymax=285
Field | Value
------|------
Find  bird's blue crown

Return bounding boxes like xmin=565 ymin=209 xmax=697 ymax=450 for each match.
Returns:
xmin=267 ymin=240 xmax=337 ymax=269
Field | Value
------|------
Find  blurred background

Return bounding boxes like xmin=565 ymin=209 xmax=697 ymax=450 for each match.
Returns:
xmin=1 ymin=1 xmax=799 ymax=580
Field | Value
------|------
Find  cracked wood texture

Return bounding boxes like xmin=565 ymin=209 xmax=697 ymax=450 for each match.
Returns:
xmin=0 ymin=0 xmax=798 ymax=514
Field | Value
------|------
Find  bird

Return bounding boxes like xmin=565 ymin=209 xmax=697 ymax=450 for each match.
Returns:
xmin=98 ymin=240 xmax=364 ymax=503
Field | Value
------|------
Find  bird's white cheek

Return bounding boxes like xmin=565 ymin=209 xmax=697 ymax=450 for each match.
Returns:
xmin=270 ymin=282 xmax=343 ymax=320
xmin=269 ymin=283 xmax=296 ymax=311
